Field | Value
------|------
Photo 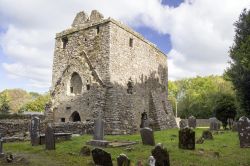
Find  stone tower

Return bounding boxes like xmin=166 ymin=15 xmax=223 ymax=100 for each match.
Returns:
xmin=49 ymin=10 xmax=177 ymax=134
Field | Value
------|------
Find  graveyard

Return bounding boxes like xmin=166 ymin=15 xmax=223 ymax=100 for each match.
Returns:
xmin=1 ymin=128 xmax=250 ymax=166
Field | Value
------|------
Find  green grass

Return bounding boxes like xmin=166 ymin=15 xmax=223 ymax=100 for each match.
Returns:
xmin=2 ymin=128 xmax=250 ymax=166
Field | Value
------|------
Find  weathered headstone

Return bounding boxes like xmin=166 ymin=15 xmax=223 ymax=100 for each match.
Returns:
xmin=30 ymin=116 xmax=40 ymax=146
xmin=88 ymin=115 xmax=109 ymax=147
xmin=232 ymin=121 xmax=238 ymax=132
xmin=179 ymin=127 xmax=195 ymax=150
xmin=151 ymin=143 xmax=170 ymax=166
xmin=202 ymin=130 xmax=213 ymax=140
xmin=188 ymin=116 xmax=196 ymax=128
xmin=140 ymin=127 xmax=155 ymax=146
xmin=45 ymin=123 xmax=55 ymax=150
xmin=179 ymin=119 xmax=187 ymax=129
xmin=237 ymin=116 xmax=250 ymax=148
xmin=117 ymin=154 xmax=130 ymax=166
xmin=140 ymin=112 xmax=149 ymax=128
xmin=94 ymin=115 xmax=104 ymax=140
xmin=92 ymin=148 xmax=113 ymax=166
xmin=0 ymin=133 xmax=4 ymax=157
xmin=148 ymin=156 xmax=156 ymax=166
xmin=209 ymin=117 xmax=220 ymax=131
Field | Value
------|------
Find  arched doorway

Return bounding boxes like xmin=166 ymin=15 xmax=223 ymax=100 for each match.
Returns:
xmin=70 ymin=72 xmax=82 ymax=95
xmin=70 ymin=111 xmax=81 ymax=122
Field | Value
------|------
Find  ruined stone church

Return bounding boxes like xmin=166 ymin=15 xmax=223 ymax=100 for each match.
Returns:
xmin=48 ymin=10 xmax=177 ymax=134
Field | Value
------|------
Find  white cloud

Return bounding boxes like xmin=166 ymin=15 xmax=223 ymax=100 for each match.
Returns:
xmin=0 ymin=0 xmax=249 ymax=91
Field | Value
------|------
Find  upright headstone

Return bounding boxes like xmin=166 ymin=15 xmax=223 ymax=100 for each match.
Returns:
xmin=188 ymin=116 xmax=196 ymax=128
xmin=88 ymin=115 xmax=109 ymax=147
xmin=140 ymin=112 xmax=149 ymax=128
xmin=30 ymin=116 xmax=40 ymax=146
xmin=237 ymin=116 xmax=250 ymax=148
xmin=0 ymin=134 xmax=4 ymax=157
xmin=179 ymin=127 xmax=195 ymax=150
xmin=94 ymin=115 xmax=104 ymax=140
xmin=151 ymin=143 xmax=170 ymax=166
xmin=140 ymin=127 xmax=155 ymax=146
xmin=179 ymin=119 xmax=187 ymax=129
xmin=92 ymin=148 xmax=113 ymax=166
xmin=117 ymin=154 xmax=130 ymax=166
xmin=45 ymin=123 xmax=55 ymax=150
xmin=209 ymin=117 xmax=220 ymax=131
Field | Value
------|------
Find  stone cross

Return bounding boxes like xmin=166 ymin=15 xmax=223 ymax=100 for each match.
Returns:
xmin=209 ymin=117 xmax=220 ymax=131
xmin=140 ymin=127 xmax=155 ymax=146
xmin=93 ymin=115 xmax=104 ymax=140
xmin=179 ymin=119 xmax=187 ymax=129
xmin=117 ymin=154 xmax=130 ymax=166
xmin=151 ymin=143 xmax=170 ymax=166
xmin=45 ymin=123 xmax=55 ymax=150
xmin=188 ymin=116 xmax=196 ymax=128
xmin=140 ymin=112 xmax=149 ymax=128
xmin=30 ymin=116 xmax=40 ymax=146
xmin=179 ymin=127 xmax=195 ymax=150
xmin=92 ymin=148 xmax=113 ymax=166
xmin=0 ymin=133 xmax=4 ymax=157
xmin=237 ymin=116 xmax=250 ymax=148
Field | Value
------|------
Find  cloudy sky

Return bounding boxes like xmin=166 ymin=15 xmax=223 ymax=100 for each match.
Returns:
xmin=0 ymin=0 xmax=249 ymax=93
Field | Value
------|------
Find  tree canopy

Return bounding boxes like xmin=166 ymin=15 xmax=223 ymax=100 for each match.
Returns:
xmin=225 ymin=9 xmax=250 ymax=117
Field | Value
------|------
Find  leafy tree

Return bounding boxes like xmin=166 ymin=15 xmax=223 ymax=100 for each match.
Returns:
xmin=214 ymin=93 xmax=237 ymax=129
xmin=225 ymin=9 xmax=250 ymax=117
xmin=0 ymin=93 xmax=10 ymax=114
xmin=19 ymin=94 xmax=50 ymax=113
xmin=168 ymin=75 xmax=236 ymax=119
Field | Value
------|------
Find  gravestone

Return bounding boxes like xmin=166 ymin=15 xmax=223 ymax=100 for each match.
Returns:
xmin=0 ymin=134 xmax=4 ymax=157
xmin=237 ymin=116 xmax=250 ymax=148
xmin=148 ymin=156 xmax=155 ymax=166
xmin=92 ymin=148 xmax=113 ymax=166
xmin=94 ymin=115 xmax=104 ymax=140
xmin=45 ymin=123 xmax=55 ymax=150
xmin=79 ymin=146 xmax=91 ymax=156
xmin=202 ymin=130 xmax=213 ymax=140
xmin=209 ymin=117 xmax=220 ymax=131
xmin=117 ymin=154 xmax=130 ymax=166
xmin=188 ymin=116 xmax=196 ymax=128
xmin=179 ymin=119 xmax=187 ymax=129
xmin=179 ymin=127 xmax=195 ymax=150
xmin=30 ymin=116 xmax=40 ymax=146
xmin=140 ymin=112 xmax=149 ymax=128
xmin=140 ymin=127 xmax=155 ymax=146
xmin=88 ymin=115 xmax=109 ymax=147
xmin=151 ymin=143 xmax=170 ymax=166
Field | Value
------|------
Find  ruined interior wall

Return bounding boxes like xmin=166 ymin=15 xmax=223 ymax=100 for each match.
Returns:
xmin=51 ymin=21 xmax=111 ymax=122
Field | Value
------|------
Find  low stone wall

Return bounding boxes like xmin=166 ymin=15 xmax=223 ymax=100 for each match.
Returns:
xmin=52 ymin=122 xmax=94 ymax=135
xmin=183 ymin=119 xmax=210 ymax=127
xmin=0 ymin=117 xmax=94 ymax=140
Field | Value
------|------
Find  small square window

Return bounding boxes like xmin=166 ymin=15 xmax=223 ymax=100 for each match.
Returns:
xmin=129 ymin=38 xmax=133 ymax=47
xmin=86 ymin=84 xmax=90 ymax=90
xmin=61 ymin=118 xmax=65 ymax=122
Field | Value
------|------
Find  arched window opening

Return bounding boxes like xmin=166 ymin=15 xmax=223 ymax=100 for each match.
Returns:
xmin=70 ymin=72 xmax=82 ymax=95
xmin=70 ymin=111 xmax=81 ymax=122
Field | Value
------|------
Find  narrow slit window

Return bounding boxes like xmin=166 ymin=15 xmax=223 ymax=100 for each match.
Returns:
xmin=70 ymin=87 xmax=73 ymax=93
xmin=62 ymin=36 xmax=68 ymax=49
xmin=96 ymin=26 xmax=100 ymax=34
xmin=129 ymin=38 xmax=133 ymax=47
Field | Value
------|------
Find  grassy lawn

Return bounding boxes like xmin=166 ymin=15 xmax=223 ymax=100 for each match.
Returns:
xmin=1 ymin=128 xmax=250 ymax=166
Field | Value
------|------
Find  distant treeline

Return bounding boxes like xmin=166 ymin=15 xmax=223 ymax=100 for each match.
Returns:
xmin=0 ymin=89 xmax=50 ymax=114
xmin=168 ymin=75 xmax=241 ymax=119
